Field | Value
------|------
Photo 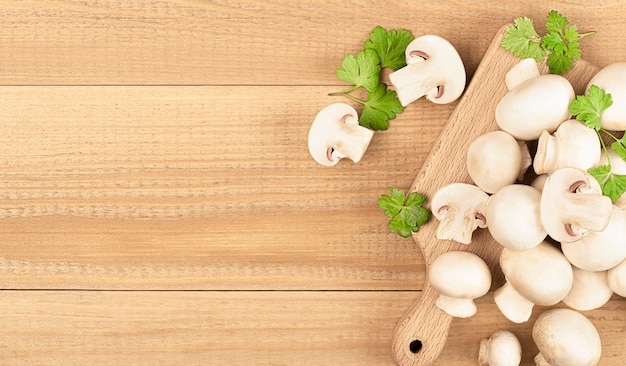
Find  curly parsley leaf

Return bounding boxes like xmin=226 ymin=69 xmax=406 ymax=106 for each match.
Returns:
xmin=360 ymin=84 xmax=403 ymax=130
xmin=365 ymin=26 xmax=413 ymax=71
xmin=568 ymin=85 xmax=613 ymax=131
xmin=588 ymin=165 xmax=626 ymax=202
xmin=378 ymin=188 xmax=430 ymax=238
xmin=501 ymin=17 xmax=546 ymax=62
xmin=502 ymin=11 xmax=594 ymax=74
xmin=336 ymin=49 xmax=381 ymax=93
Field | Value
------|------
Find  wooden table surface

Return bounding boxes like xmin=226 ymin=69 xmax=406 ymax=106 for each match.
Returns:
xmin=0 ymin=1 xmax=624 ymax=365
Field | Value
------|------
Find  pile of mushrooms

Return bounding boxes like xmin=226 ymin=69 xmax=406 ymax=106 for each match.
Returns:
xmin=426 ymin=59 xmax=626 ymax=365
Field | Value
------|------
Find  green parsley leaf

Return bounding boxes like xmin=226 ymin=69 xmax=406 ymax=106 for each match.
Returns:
xmin=569 ymin=85 xmax=613 ymax=130
xmin=336 ymin=49 xmax=381 ymax=93
xmin=611 ymin=135 xmax=626 ymax=161
xmin=588 ymin=165 xmax=626 ymax=202
xmin=365 ymin=26 xmax=413 ymax=71
xmin=501 ymin=17 xmax=546 ymax=62
xmin=503 ymin=11 xmax=594 ymax=74
xmin=360 ymin=84 xmax=403 ymax=130
xmin=378 ymin=188 xmax=430 ymax=238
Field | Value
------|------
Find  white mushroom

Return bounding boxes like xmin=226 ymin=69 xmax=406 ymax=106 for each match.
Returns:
xmin=430 ymin=183 xmax=489 ymax=244
xmin=532 ymin=308 xmax=602 ymax=366
xmin=428 ymin=251 xmax=491 ymax=318
xmin=533 ymin=119 xmax=601 ymax=175
xmin=494 ymin=241 xmax=573 ymax=323
xmin=389 ymin=35 xmax=466 ymax=106
xmin=307 ymin=103 xmax=374 ymax=166
xmin=478 ymin=330 xmax=522 ymax=366
xmin=496 ymin=58 xmax=575 ymax=141
xmin=607 ymin=258 xmax=626 ymax=297
xmin=531 ymin=174 xmax=548 ymax=192
xmin=467 ymin=130 xmax=530 ymax=193
xmin=562 ymin=266 xmax=613 ymax=311
xmin=486 ymin=184 xmax=546 ymax=251
xmin=585 ymin=62 xmax=626 ymax=131
xmin=561 ymin=205 xmax=626 ymax=271
xmin=540 ymin=167 xmax=612 ymax=243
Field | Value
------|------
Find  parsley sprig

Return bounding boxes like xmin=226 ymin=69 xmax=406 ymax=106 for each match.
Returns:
xmin=502 ymin=10 xmax=595 ymax=75
xmin=378 ymin=188 xmax=430 ymax=238
xmin=569 ymin=85 xmax=626 ymax=201
xmin=329 ymin=26 xmax=412 ymax=130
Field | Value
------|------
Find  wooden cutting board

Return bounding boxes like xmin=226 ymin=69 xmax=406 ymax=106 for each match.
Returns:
xmin=391 ymin=24 xmax=600 ymax=366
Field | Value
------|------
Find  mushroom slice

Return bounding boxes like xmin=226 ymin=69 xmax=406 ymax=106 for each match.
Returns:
xmin=533 ymin=119 xmax=601 ymax=175
xmin=307 ymin=103 xmax=374 ymax=166
xmin=561 ymin=205 xmax=626 ymax=271
xmin=389 ymin=35 xmax=466 ymax=106
xmin=532 ymin=308 xmax=602 ymax=366
xmin=430 ymin=183 xmax=488 ymax=244
xmin=495 ymin=241 xmax=573 ymax=323
xmin=478 ymin=330 xmax=522 ymax=366
xmin=428 ymin=251 xmax=491 ymax=318
xmin=496 ymin=59 xmax=575 ymax=141
xmin=540 ymin=167 xmax=612 ymax=243
xmin=486 ymin=184 xmax=546 ymax=251
xmin=585 ymin=62 xmax=626 ymax=131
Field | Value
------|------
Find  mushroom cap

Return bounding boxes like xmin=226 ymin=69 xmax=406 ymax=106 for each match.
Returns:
xmin=389 ymin=35 xmax=466 ymax=106
xmin=428 ymin=251 xmax=491 ymax=317
xmin=540 ymin=167 xmax=612 ymax=243
xmin=533 ymin=119 xmax=602 ymax=175
xmin=307 ymin=103 xmax=374 ymax=166
xmin=430 ymin=182 xmax=489 ymax=244
xmin=561 ymin=205 xmax=626 ymax=271
xmin=532 ymin=308 xmax=602 ymax=366
xmin=599 ymin=149 xmax=626 ymax=208
xmin=585 ymin=62 xmax=626 ymax=131
xmin=500 ymin=241 xmax=573 ymax=306
xmin=562 ymin=266 xmax=613 ymax=311
xmin=478 ymin=330 xmax=522 ymax=366
xmin=495 ymin=74 xmax=574 ymax=141
xmin=467 ymin=130 xmax=523 ymax=194
xmin=486 ymin=184 xmax=546 ymax=250
xmin=607 ymin=258 xmax=626 ymax=297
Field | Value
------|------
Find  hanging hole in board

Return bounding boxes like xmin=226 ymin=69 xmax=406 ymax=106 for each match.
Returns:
xmin=409 ymin=339 xmax=423 ymax=353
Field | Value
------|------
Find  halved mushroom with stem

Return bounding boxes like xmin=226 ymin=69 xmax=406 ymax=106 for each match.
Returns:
xmin=540 ymin=167 xmax=613 ymax=243
xmin=389 ymin=35 xmax=466 ymax=107
xmin=308 ymin=103 xmax=374 ymax=166
xmin=430 ymin=182 xmax=489 ymax=244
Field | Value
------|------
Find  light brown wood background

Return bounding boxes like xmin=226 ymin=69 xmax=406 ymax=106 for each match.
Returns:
xmin=0 ymin=1 xmax=624 ymax=365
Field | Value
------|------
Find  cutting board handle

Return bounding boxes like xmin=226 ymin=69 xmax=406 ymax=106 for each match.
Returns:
xmin=391 ymin=282 xmax=453 ymax=366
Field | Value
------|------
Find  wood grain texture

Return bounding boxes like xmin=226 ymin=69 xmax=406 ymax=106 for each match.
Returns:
xmin=0 ymin=1 xmax=625 ymax=365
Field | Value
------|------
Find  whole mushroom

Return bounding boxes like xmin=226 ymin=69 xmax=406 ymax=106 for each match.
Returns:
xmin=585 ymin=62 xmax=626 ymax=131
xmin=430 ymin=182 xmax=489 ymax=244
xmin=389 ymin=35 xmax=466 ymax=106
xmin=486 ymin=184 xmax=546 ymax=251
xmin=467 ymin=130 xmax=531 ymax=194
xmin=532 ymin=308 xmax=602 ymax=366
xmin=428 ymin=251 xmax=491 ymax=318
xmin=496 ymin=58 xmax=575 ymax=141
xmin=540 ymin=167 xmax=612 ymax=243
xmin=307 ymin=103 xmax=374 ymax=166
xmin=478 ymin=330 xmax=522 ymax=366
xmin=562 ymin=266 xmax=613 ymax=311
xmin=494 ymin=241 xmax=573 ymax=323
xmin=533 ymin=119 xmax=601 ymax=175
xmin=607 ymin=258 xmax=626 ymax=297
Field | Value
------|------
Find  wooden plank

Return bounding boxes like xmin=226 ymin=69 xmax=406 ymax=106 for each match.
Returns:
xmin=0 ymin=290 xmax=622 ymax=365
xmin=0 ymin=85 xmax=453 ymax=290
xmin=1 ymin=1 xmax=625 ymax=85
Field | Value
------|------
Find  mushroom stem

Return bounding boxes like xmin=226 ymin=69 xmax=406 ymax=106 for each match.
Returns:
xmin=563 ymin=192 xmax=613 ymax=234
xmin=436 ymin=295 xmax=477 ymax=319
xmin=435 ymin=205 xmax=485 ymax=244
xmin=505 ymin=58 xmax=541 ymax=90
xmin=389 ymin=61 xmax=441 ymax=106
xmin=493 ymin=281 xmax=534 ymax=323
